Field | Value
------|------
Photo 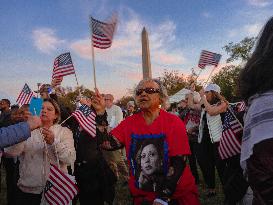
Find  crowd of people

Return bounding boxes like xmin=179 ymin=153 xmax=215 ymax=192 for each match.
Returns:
xmin=1 ymin=16 xmax=273 ymax=205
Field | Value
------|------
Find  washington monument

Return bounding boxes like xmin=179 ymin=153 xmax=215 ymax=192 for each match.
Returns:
xmin=141 ymin=27 xmax=152 ymax=79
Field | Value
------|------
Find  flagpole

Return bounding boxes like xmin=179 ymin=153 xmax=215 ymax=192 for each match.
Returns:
xmin=193 ymin=68 xmax=203 ymax=83
xmin=73 ymin=71 xmax=82 ymax=97
xmin=203 ymin=65 xmax=217 ymax=86
xmin=91 ymin=43 xmax=97 ymax=89
xmin=89 ymin=16 xmax=97 ymax=89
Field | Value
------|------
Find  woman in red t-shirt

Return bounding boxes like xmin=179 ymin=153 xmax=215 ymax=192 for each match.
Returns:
xmin=91 ymin=79 xmax=200 ymax=205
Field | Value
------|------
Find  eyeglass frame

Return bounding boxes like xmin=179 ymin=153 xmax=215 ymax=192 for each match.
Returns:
xmin=135 ymin=87 xmax=160 ymax=96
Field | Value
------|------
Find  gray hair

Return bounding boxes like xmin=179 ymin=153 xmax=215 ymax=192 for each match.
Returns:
xmin=134 ymin=78 xmax=169 ymax=107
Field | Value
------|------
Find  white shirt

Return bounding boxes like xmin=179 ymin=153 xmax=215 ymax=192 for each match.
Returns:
xmin=106 ymin=104 xmax=123 ymax=129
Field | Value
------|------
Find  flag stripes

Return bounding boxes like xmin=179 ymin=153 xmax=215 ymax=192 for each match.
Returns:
xmin=90 ymin=16 xmax=117 ymax=49
xmin=52 ymin=52 xmax=75 ymax=79
xmin=44 ymin=164 xmax=78 ymax=205
xmin=16 ymin=84 xmax=34 ymax=106
xmin=198 ymin=50 xmax=221 ymax=69
xmin=72 ymin=105 xmax=96 ymax=137
xmin=218 ymin=107 xmax=243 ymax=160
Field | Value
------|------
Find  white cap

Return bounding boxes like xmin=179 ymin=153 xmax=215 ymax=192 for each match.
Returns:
xmin=205 ymin=83 xmax=221 ymax=93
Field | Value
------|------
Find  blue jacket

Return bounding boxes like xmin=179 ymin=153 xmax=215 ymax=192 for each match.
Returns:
xmin=0 ymin=122 xmax=31 ymax=148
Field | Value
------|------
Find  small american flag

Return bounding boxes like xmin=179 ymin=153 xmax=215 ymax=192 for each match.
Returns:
xmin=72 ymin=104 xmax=96 ymax=137
xmin=44 ymin=164 xmax=78 ymax=205
xmin=198 ymin=50 xmax=221 ymax=69
xmin=90 ymin=15 xmax=117 ymax=49
xmin=16 ymin=84 xmax=34 ymax=106
xmin=237 ymin=101 xmax=246 ymax=112
xmin=52 ymin=52 xmax=75 ymax=79
xmin=218 ymin=107 xmax=243 ymax=160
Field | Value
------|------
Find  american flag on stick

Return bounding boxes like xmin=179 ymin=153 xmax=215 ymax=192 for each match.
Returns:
xmin=90 ymin=15 xmax=117 ymax=49
xmin=16 ymin=84 xmax=34 ymax=106
xmin=51 ymin=76 xmax=63 ymax=86
xmin=44 ymin=164 xmax=78 ymax=205
xmin=52 ymin=52 xmax=75 ymax=79
xmin=72 ymin=104 xmax=96 ymax=137
xmin=218 ymin=107 xmax=243 ymax=160
xmin=198 ymin=50 xmax=221 ymax=69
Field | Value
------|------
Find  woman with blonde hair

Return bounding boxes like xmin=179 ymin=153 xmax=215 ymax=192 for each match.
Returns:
xmin=188 ymin=83 xmax=228 ymax=197
xmin=5 ymin=98 xmax=76 ymax=205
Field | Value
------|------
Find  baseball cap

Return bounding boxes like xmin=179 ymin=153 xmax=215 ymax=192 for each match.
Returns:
xmin=204 ymin=83 xmax=221 ymax=93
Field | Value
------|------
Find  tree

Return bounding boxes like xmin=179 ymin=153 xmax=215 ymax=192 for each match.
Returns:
xmin=211 ymin=65 xmax=241 ymax=102
xmin=58 ymin=86 xmax=94 ymax=111
xmin=223 ymin=37 xmax=256 ymax=63
xmin=211 ymin=37 xmax=257 ymax=101
xmin=116 ymin=95 xmax=134 ymax=109
xmin=159 ymin=70 xmax=187 ymax=96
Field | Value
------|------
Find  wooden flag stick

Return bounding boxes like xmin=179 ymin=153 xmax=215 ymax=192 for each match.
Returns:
xmin=203 ymin=65 xmax=218 ymax=86
xmin=60 ymin=115 xmax=73 ymax=126
xmin=89 ymin=16 xmax=97 ymax=89
xmin=193 ymin=68 xmax=203 ymax=83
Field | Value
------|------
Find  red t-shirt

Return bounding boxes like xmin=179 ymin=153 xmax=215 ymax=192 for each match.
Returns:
xmin=111 ymin=109 xmax=198 ymax=203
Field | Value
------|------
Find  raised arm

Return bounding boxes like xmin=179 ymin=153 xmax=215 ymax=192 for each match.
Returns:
xmin=0 ymin=114 xmax=41 ymax=148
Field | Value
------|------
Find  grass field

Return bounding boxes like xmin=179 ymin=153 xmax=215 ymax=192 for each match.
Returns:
xmin=0 ymin=166 xmax=224 ymax=205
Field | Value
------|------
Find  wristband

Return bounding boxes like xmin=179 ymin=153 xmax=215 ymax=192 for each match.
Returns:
xmin=154 ymin=198 xmax=169 ymax=205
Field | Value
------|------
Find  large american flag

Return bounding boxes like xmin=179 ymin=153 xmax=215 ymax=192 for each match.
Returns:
xmin=218 ymin=107 xmax=243 ymax=160
xmin=90 ymin=16 xmax=117 ymax=49
xmin=198 ymin=50 xmax=221 ymax=69
xmin=72 ymin=104 xmax=96 ymax=137
xmin=52 ymin=52 xmax=75 ymax=79
xmin=16 ymin=84 xmax=34 ymax=106
xmin=44 ymin=164 xmax=78 ymax=205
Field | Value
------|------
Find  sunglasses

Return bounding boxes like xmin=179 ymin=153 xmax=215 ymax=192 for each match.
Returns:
xmin=136 ymin=88 xmax=160 ymax=96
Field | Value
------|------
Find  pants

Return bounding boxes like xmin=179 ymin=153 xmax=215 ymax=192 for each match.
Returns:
xmin=188 ymin=141 xmax=200 ymax=184
xmin=75 ymin=159 xmax=116 ymax=205
xmin=15 ymin=188 xmax=42 ymax=205
xmin=3 ymin=157 xmax=19 ymax=205
xmin=197 ymin=135 xmax=226 ymax=189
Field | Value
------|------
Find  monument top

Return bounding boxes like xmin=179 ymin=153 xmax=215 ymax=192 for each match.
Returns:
xmin=142 ymin=27 xmax=152 ymax=79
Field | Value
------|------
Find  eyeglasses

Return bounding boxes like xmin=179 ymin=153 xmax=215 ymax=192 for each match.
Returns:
xmin=105 ymin=98 xmax=111 ymax=101
xmin=136 ymin=88 xmax=160 ymax=96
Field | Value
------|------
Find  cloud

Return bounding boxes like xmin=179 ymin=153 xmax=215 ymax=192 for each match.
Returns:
xmin=243 ymin=23 xmax=263 ymax=36
xmin=246 ymin=0 xmax=272 ymax=7
xmin=32 ymin=28 xmax=65 ymax=54
xmin=70 ymin=9 xmax=187 ymax=81
xmin=227 ymin=22 xmax=263 ymax=38
xmin=201 ymin=12 xmax=211 ymax=18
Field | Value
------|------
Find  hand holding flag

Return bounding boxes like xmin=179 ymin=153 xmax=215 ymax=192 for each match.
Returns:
xmin=72 ymin=104 xmax=96 ymax=137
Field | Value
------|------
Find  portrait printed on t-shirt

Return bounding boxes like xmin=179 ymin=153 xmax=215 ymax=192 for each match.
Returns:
xmin=129 ymin=133 xmax=168 ymax=192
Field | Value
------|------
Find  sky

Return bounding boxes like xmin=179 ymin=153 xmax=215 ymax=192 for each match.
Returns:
xmin=1 ymin=0 xmax=273 ymax=103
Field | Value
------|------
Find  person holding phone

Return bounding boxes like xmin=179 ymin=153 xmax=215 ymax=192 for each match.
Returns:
xmin=0 ymin=113 xmax=41 ymax=148
xmin=5 ymin=98 xmax=76 ymax=205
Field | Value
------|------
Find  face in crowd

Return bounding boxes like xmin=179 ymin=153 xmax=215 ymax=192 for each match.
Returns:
xmin=104 ymin=94 xmax=114 ymax=109
xmin=140 ymin=144 xmax=161 ymax=176
xmin=40 ymin=99 xmax=60 ymax=127
xmin=0 ymin=99 xmax=10 ymax=112
xmin=135 ymin=80 xmax=161 ymax=111
xmin=127 ymin=104 xmax=135 ymax=114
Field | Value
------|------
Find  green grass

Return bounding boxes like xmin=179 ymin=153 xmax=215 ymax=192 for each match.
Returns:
xmin=0 ymin=166 xmax=224 ymax=205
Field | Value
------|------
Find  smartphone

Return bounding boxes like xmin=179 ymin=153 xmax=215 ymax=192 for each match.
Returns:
xmin=29 ymin=97 xmax=43 ymax=116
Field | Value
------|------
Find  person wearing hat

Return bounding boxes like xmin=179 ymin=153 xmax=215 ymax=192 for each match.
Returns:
xmin=188 ymin=83 xmax=228 ymax=197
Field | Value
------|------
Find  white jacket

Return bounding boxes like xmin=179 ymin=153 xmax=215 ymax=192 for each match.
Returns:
xmin=5 ymin=124 xmax=76 ymax=194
